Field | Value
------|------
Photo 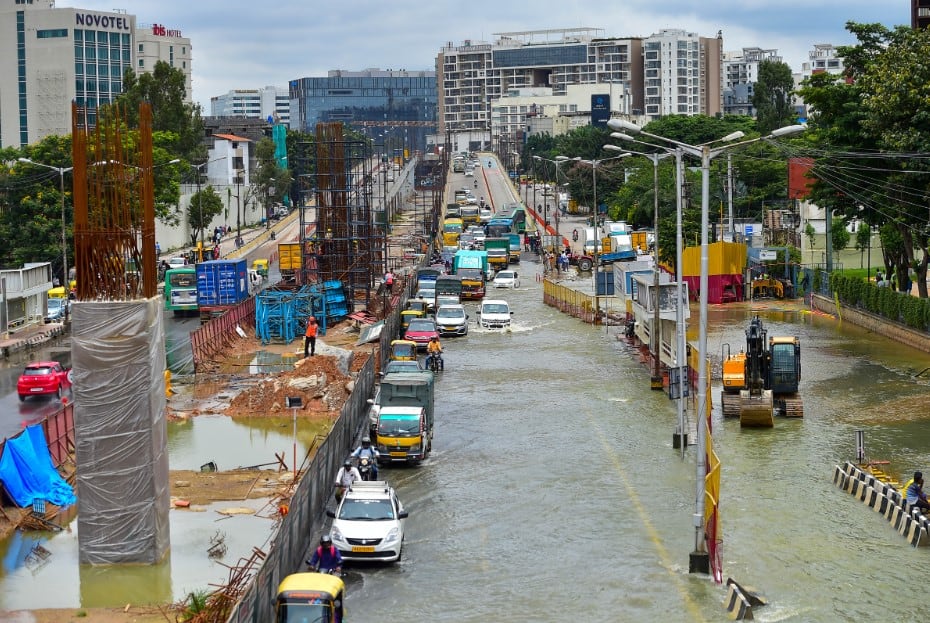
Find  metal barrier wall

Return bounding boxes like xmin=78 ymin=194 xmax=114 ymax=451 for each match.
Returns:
xmin=226 ymin=355 xmax=375 ymax=622
xmin=0 ymin=402 xmax=75 ymax=471
xmin=191 ymin=297 xmax=257 ymax=371
xmin=542 ymin=278 xmax=597 ymax=323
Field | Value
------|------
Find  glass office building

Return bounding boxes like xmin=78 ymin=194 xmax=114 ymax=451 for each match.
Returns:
xmin=289 ymin=69 xmax=437 ymax=153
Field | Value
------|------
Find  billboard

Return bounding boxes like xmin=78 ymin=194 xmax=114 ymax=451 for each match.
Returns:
xmin=591 ymin=94 xmax=610 ymax=127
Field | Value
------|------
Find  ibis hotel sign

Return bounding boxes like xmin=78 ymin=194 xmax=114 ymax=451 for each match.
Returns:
xmin=74 ymin=12 xmax=131 ymax=30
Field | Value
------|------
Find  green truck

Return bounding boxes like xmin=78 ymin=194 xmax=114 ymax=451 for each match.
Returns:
xmin=483 ymin=237 xmax=510 ymax=270
xmin=370 ymin=371 xmax=436 ymax=464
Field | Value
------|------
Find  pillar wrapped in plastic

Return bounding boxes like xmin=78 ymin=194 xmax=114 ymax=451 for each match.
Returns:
xmin=72 ymin=298 xmax=170 ymax=564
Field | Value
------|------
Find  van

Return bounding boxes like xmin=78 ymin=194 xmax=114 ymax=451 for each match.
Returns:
xmin=477 ymin=299 xmax=513 ymax=329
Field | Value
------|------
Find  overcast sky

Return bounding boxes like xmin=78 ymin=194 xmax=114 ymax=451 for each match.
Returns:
xmin=62 ymin=0 xmax=907 ymax=111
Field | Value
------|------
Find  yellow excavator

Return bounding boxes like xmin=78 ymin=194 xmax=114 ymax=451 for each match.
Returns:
xmin=720 ymin=316 xmax=803 ymax=427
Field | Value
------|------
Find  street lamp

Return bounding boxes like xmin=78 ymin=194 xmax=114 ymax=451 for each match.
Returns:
xmin=608 ymin=117 xmax=806 ymax=577
xmin=607 ymin=139 xmax=688 ymax=452
xmin=570 ymin=152 xmax=632 ymax=322
xmin=605 ymin=144 xmax=672 ymax=390
xmin=18 ymin=158 xmax=73 ymax=288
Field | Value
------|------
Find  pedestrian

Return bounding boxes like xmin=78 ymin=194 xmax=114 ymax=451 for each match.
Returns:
xmin=155 ymin=241 xmax=161 ymax=256
xmin=304 ymin=316 xmax=318 ymax=357
xmin=524 ymin=234 xmax=530 ymax=252
xmin=213 ymin=244 xmax=220 ymax=260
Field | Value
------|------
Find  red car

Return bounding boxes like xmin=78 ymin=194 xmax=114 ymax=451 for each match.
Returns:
xmin=17 ymin=361 xmax=72 ymax=401
xmin=404 ymin=318 xmax=439 ymax=350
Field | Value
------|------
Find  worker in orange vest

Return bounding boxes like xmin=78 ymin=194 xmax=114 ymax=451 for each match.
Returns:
xmin=303 ymin=317 xmax=318 ymax=357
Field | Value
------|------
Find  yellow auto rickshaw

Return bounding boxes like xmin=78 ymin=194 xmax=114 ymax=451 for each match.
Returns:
xmin=405 ymin=299 xmax=429 ymax=316
xmin=252 ymin=258 xmax=269 ymax=278
xmin=275 ymin=572 xmax=345 ymax=623
xmin=400 ymin=309 xmax=424 ymax=333
xmin=390 ymin=339 xmax=417 ymax=361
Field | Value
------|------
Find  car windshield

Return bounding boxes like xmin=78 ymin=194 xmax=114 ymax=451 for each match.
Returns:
xmin=407 ymin=320 xmax=435 ymax=332
xmin=339 ymin=498 xmax=395 ymax=521
xmin=416 ymin=290 xmax=434 ymax=299
xmin=48 ymin=299 xmax=64 ymax=309
xmin=496 ymin=272 xmax=514 ymax=280
xmin=436 ymin=308 xmax=464 ymax=320
xmin=384 ymin=361 xmax=420 ymax=373
xmin=277 ymin=603 xmax=330 ymax=623
xmin=483 ymin=304 xmax=508 ymax=314
xmin=24 ymin=366 xmax=53 ymax=375
xmin=379 ymin=415 xmax=420 ymax=436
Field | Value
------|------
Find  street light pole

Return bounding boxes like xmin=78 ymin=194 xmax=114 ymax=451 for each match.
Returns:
xmin=19 ymin=158 xmax=73 ymax=288
xmin=608 ymin=118 xmax=806 ymax=577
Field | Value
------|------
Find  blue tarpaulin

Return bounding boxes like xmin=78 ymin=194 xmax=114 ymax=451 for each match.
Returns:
xmin=0 ymin=425 xmax=75 ymax=508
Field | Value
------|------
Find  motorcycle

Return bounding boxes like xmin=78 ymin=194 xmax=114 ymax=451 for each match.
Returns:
xmin=426 ymin=352 xmax=444 ymax=372
xmin=357 ymin=456 xmax=376 ymax=481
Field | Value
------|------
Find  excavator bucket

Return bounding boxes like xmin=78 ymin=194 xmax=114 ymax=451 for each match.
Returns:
xmin=739 ymin=389 xmax=774 ymax=427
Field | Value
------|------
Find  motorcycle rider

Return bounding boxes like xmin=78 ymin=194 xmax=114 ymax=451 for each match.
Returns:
xmin=334 ymin=459 xmax=360 ymax=501
xmin=426 ymin=335 xmax=444 ymax=371
xmin=351 ymin=437 xmax=380 ymax=480
xmin=306 ymin=534 xmax=343 ymax=575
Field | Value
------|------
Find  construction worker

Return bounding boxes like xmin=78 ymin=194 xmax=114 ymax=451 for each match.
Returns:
xmin=304 ymin=317 xmax=318 ymax=357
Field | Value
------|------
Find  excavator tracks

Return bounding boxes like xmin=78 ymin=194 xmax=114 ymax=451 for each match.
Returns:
xmin=720 ymin=391 xmax=742 ymax=418
xmin=777 ymin=395 xmax=804 ymax=418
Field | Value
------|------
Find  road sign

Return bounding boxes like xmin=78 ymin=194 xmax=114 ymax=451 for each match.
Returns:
xmin=759 ymin=250 xmax=777 ymax=261
xmin=745 ymin=225 xmax=754 ymax=236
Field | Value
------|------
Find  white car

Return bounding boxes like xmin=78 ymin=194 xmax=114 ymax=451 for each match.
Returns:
xmin=326 ymin=481 xmax=408 ymax=562
xmin=493 ymin=270 xmax=520 ymax=289
xmin=435 ymin=304 xmax=469 ymax=336
xmin=167 ymin=257 xmax=187 ymax=268
xmin=477 ymin=299 xmax=513 ymax=329
xmin=479 ymin=207 xmax=493 ymax=223
xmin=464 ymin=168 xmax=474 ymax=177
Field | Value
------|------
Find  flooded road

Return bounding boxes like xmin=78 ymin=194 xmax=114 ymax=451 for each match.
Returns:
xmin=343 ymin=259 xmax=930 ymax=622
xmin=3 ymin=245 xmax=930 ymax=617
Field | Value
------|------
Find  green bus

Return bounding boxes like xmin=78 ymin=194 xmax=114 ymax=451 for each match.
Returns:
xmin=164 ymin=266 xmax=198 ymax=314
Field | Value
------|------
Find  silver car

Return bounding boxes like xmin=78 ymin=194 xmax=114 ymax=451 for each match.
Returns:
xmin=435 ymin=304 xmax=469 ymax=336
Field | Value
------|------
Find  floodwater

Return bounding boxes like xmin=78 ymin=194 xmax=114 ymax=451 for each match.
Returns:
xmin=2 ymin=263 xmax=930 ymax=617
xmin=341 ymin=257 xmax=930 ymax=622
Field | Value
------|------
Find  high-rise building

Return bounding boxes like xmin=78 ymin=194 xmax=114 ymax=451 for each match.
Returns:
xmin=0 ymin=0 xmax=193 ymax=147
xmin=437 ymin=29 xmax=645 ymax=148
xmin=211 ymin=86 xmax=290 ymax=124
xmin=289 ymin=69 xmax=437 ymax=154
xmin=792 ymin=43 xmax=845 ymax=119
xmin=134 ymin=21 xmax=193 ymax=103
xmin=643 ymin=29 xmax=723 ymax=118
xmin=723 ymin=47 xmax=783 ymax=117
xmin=913 ymin=0 xmax=930 ymax=29
xmin=437 ymin=28 xmax=723 ymax=151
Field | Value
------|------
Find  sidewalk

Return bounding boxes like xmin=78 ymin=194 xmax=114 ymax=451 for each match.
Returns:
xmin=0 ymin=322 xmax=66 ymax=358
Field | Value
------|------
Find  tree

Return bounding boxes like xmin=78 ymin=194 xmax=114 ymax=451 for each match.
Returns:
xmin=252 ymin=137 xmax=293 ymax=221
xmin=752 ymin=60 xmax=797 ymax=134
xmin=115 ymin=61 xmax=205 ymax=163
xmin=831 ymin=216 xmax=850 ymax=253
xmin=855 ymin=221 xmax=870 ymax=268
xmin=804 ymin=222 xmax=816 ymax=265
xmin=188 ymin=186 xmax=224 ymax=244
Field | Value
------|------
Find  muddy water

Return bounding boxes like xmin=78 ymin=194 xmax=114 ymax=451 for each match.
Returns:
xmin=342 ymin=266 xmax=930 ymax=622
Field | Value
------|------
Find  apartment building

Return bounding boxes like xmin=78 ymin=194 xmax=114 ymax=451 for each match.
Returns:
xmin=643 ymin=29 xmax=723 ymax=118
xmin=722 ymin=47 xmax=782 ymax=116
xmin=211 ymin=86 xmax=290 ymax=124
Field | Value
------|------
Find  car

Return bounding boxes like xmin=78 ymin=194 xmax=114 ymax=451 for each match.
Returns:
xmin=477 ymin=299 xmax=513 ymax=329
xmin=435 ymin=304 xmax=469 ymax=336
xmin=382 ymin=360 xmax=424 ymax=375
xmin=479 ymin=207 xmax=493 ymax=223
xmin=17 ymin=361 xmax=72 ymax=401
xmin=464 ymin=168 xmax=474 ymax=177
xmin=45 ymin=298 xmax=70 ymax=323
xmin=326 ymin=480 xmax=409 ymax=562
xmin=493 ymin=270 xmax=520 ymax=289
xmin=167 ymin=257 xmax=187 ymax=268
xmin=404 ymin=318 xmax=439 ymax=350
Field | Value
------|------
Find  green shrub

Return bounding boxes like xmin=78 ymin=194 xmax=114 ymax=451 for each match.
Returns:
xmin=830 ymin=273 xmax=930 ymax=332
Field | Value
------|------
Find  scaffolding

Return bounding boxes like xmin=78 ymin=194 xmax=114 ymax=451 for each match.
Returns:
xmin=300 ymin=123 xmax=385 ymax=311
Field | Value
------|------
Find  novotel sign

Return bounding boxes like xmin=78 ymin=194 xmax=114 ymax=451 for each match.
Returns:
xmin=152 ymin=24 xmax=183 ymax=38
xmin=74 ymin=13 xmax=131 ymax=30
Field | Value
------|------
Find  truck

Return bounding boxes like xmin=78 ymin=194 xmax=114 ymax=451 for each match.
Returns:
xmin=453 ymin=249 xmax=488 ymax=300
xmin=572 ymin=233 xmax=637 ymax=271
xmin=370 ymin=371 xmax=436 ymax=463
xmin=277 ymin=242 xmax=302 ymax=282
xmin=460 ymin=203 xmax=480 ymax=226
xmin=196 ymin=258 xmax=250 ymax=323
xmin=507 ymin=233 xmax=522 ymax=264
xmin=483 ymin=237 xmax=510 ymax=270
